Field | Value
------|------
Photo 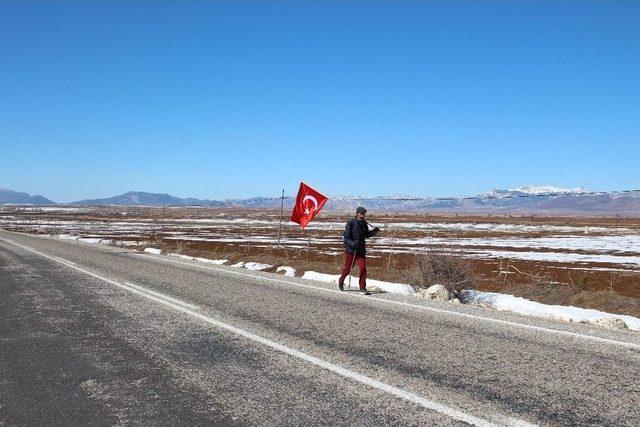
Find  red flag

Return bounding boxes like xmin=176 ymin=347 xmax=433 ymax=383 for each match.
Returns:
xmin=290 ymin=182 xmax=328 ymax=228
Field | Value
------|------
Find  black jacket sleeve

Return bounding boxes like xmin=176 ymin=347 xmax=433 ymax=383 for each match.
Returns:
xmin=365 ymin=222 xmax=379 ymax=238
xmin=343 ymin=220 xmax=356 ymax=251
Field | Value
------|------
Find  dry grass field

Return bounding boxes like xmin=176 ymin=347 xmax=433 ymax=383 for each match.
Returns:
xmin=2 ymin=205 xmax=639 ymax=317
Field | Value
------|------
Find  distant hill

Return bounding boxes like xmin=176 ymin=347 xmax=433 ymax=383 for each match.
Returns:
xmin=323 ymin=187 xmax=640 ymax=215
xmin=67 ymin=186 xmax=640 ymax=215
xmin=71 ymin=191 xmax=225 ymax=207
xmin=2 ymin=186 xmax=639 ymax=215
xmin=0 ymin=188 xmax=55 ymax=205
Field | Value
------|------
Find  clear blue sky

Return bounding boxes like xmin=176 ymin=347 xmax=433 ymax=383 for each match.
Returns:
xmin=1 ymin=1 xmax=638 ymax=202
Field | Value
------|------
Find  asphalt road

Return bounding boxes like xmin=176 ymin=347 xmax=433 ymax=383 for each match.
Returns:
xmin=1 ymin=230 xmax=639 ymax=426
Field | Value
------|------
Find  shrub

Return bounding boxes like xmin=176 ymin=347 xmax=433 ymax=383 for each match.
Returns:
xmin=577 ymin=273 xmax=590 ymax=291
xmin=174 ymin=241 xmax=187 ymax=254
xmin=567 ymin=272 xmax=592 ymax=292
xmin=409 ymin=250 xmax=475 ymax=296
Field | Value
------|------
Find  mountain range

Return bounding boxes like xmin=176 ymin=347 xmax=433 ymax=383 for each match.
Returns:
xmin=2 ymin=186 xmax=639 ymax=215
xmin=0 ymin=189 xmax=55 ymax=205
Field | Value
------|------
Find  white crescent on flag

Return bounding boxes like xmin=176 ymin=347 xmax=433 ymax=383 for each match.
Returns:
xmin=302 ymin=195 xmax=318 ymax=214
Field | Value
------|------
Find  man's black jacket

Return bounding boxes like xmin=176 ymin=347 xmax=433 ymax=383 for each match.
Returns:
xmin=343 ymin=218 xmax=377 ymax=255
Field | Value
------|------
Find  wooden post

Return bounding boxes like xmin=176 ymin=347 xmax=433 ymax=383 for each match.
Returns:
xmin=277 ymin=189 xmax=284 ymax=248
xmin=161 ymin=203 xmax=166 ymax=238
xmin=387 ymin=235 xmax=396 ymax=271
xmin=502 ymin=260 xmax=510 ymax=287
xmin=303 ymin=227 xmax=311 ymax=261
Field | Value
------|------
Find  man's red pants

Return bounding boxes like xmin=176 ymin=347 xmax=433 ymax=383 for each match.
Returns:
xmin=339 ymin=252 xmax=367 ymax=289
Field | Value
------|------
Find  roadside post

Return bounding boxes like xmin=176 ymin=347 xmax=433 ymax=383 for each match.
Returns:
xmin=277 ymin=189 xmax=284 ymax=248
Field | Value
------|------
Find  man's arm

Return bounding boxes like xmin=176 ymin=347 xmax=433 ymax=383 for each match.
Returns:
xmin=343 ymin=220 xmax=356 ymax=248
xmin=365 ymin=222 xmax=380 ymax=238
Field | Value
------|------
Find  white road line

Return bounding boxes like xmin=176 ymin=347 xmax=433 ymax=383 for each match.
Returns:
xmin=133 ymin=252 xmax=640 ymax=351
xmin=2 ymin=231 xmax=638 ymax=350
xmin=0 ymin=235 xmax=535 ymax=427
xmin=123 ymin=281 xmax=199 ymax=310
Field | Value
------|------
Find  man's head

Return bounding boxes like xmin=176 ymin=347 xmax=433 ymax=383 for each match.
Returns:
xmin=355 ymin=206 xmax=367 ymax=220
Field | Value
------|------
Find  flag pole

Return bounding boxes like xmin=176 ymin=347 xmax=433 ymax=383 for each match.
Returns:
xmin=277 ymin=189 xmax=284 ymax=248
xmin=303 ymin=227 xmax=310 ymax=261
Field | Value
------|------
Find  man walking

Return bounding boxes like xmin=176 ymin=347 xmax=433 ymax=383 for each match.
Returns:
xmin=338 ymin=207 xmax=380 ymax=294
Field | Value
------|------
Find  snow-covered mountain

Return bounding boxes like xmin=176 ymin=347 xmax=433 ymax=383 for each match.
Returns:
xmin=324 ymin=186 xmax=640 ymax=214
xmin=482 ymin=185 xmax=593 ymax=198
xmin=3 ymin=187 xmax=639 ymax=214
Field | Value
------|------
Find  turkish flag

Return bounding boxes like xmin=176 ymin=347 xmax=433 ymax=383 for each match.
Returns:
xmin=290 ymin=182 xmax=328 ymax=228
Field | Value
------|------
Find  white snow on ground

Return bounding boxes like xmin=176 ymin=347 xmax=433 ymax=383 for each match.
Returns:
xmin=3 ymin=206 xmax=91 ymax=213
xmin=9 ymin=219 xmax=640 ymax=269
xmin=383 ymin=222 xmax=628 ymax=234
xmin=159 ymin=233 xmax=640 ymax=268
xmin=172 ymin=218 xmax=346 ymax=231
xmin=193 ymin=257 xmax=228 ymax=265
xmin=301 ymin=271 xmax=414 ymax=295
xmin=169 ymin=217 xmax=630 ymax=234
xmin=168 ymin=253 xmax=228 ymax=265
xmin=55 ymin=234 xmax=113 ymax=246
xmin=78 ymin=238 xmax=106 ymax=244
xmin=276 ymin=266 xmax=296 ymax=276
xmin=168 ymin=253 xmax=268 ymax=270
xmin=228 ymin=261 xmax=272 ymax=270
xmin=370 ymin=234 xmax=640 ymax=268
xmin=144 ymin=247 xmax=162 ymax=254
xmin=57 ymin=234 xmax=80 ymax=241
xmin=300 ymin=271 xmax=640 ymax=331
xmin=164 ymin=235 xmax=339 ymax=244
xmin=244 ymin=262 xmax=273 ymax=271
xmin=114 ymin=240 xmax=143 ymax=246
xmin=462 ymin=290 xmax=640 ymax=332
xmin=382 ymin=234 xmax=640 ymax=253
xmin=8 ymin=216 xmax=630 ymax=235
xmin=169 ymin=254 xmax=195 ymax=260
xmin=462 ymin=249 xmax=640 ymax=267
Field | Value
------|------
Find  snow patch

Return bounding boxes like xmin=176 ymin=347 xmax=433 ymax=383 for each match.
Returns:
xmin=383 ymin=222 xmax=623 ymax=234
xmin=194 ymin=257 xmax=228 ymax=265
xmin=168 ymin=253 xmax=228 ymax=265
xmin=169 ymin=254 xmax=194 ymax=260
xmin=462 ymin=290 xmax=640 ymax=331
xmin=57 ymin=234 xmax=80 ymax=241
xmin=299 ymin=270 xmax=640 ymax=332
xmin=464 ymin=249 xmax=640 ymax=267
xmin=276 ymin=266 xmax=296 ymax=277
xmin=244 ymin=262 xmax=272 ymax=271
xmin=55 ymin=234 xmax=113 ymax=246
xmin=229 ymin=261 xmax=271 ymax=270
xmin=79 ymin=238 xmax=108 ymax=245
xmin=301 ymin=271 xmax=414 ymax=295
xmin=115 ymin=240 xmax=143 ymax=246
xmin=144 ymin=247 xmax=162 ymax=255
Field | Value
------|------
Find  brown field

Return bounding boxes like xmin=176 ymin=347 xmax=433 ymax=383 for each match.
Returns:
xmin=2 ymin=206 xmax=639 ymax=317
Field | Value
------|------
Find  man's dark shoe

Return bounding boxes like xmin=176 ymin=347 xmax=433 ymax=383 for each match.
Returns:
xmin=360 ymin=288 xmax=371 ymax=295
xmin=337 ymin=283 xmax=344 ymax=291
